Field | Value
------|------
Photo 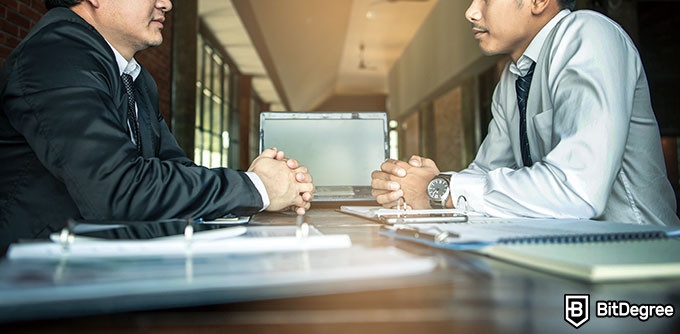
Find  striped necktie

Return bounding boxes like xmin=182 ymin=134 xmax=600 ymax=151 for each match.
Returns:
xmin=515 ymin=61 xmax=535 ymax=167
xmin=121 ymin=73 xmax=142 ymax=154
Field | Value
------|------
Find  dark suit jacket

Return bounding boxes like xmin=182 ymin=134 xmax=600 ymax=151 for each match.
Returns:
xmin=0 ymin=8 xmax=263 ymax=249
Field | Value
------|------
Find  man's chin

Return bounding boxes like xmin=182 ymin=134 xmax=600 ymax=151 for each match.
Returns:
xmin=479 ymin=46 xmax=501 ymax=57
xmin=146 ymin=38 xmax=164 ymax=49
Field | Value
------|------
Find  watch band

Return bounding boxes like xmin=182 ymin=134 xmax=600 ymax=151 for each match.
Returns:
xmin=429 ymin=198 xmax=447 ymax=209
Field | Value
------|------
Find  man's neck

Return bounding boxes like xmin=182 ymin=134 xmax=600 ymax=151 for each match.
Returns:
xmin=510 ymin=5 xmax=563 ymax=63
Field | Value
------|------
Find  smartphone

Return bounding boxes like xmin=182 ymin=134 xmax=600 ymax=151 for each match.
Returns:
xmin=64 ymin=218 xmax=243 ymax=240
xmin=378 ymin=212 xmax=467 ymax=224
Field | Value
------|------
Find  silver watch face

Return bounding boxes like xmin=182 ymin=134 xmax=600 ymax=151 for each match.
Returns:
xmin=427 ymin=178 xmax=449 ymax=201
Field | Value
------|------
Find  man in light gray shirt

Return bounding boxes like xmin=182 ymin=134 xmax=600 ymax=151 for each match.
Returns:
xmin=371 ymin=0 xmax=679 ymax=226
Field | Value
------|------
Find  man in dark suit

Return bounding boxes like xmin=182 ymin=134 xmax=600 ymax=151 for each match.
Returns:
xmin=0 ymin=0 xmax=313 ymax=250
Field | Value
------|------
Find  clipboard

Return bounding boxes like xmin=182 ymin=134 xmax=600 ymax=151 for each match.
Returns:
xmin=339 ymin=205 xmax=472 ymax=224
xmin=377 ymin=212 xmax=467 ymax=224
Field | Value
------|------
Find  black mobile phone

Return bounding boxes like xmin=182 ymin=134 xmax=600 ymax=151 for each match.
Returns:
xmin=378 ymin=212 xmax=467 ymax=224
xmin=65 ymin=218 xmax=246 ymax=240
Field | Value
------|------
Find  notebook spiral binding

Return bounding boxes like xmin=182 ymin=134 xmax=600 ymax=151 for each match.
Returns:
xmin=497 ymin=231 xmax=668 ymax=245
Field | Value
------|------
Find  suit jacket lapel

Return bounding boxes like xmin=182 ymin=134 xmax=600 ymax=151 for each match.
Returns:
xmin=134 ymin=81 xmax=160 ymax=158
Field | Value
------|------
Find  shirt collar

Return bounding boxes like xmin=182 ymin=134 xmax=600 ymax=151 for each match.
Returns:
xmin=106 ymin=40 xmax=141 ymax=80
xmin=510 ymin=9 xmax=571 ymax=77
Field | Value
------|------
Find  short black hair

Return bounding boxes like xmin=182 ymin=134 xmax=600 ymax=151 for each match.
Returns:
xmin=44 ymin=0 xmax=84 ymax=10
xmin=558 ymin=0 xmax=576 ymax=10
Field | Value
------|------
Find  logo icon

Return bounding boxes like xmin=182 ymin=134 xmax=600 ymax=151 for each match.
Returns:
xmin=565 ymin=294 xmax=590 ymax=328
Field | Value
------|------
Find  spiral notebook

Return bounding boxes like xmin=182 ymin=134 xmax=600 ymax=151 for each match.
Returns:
xmin=380 ymin=217 xmax=680 ymax=282
xmin=378 ymin=217 xmax=680 ymax=250
xmin=478 ymin=238 xmax=680 ymax=282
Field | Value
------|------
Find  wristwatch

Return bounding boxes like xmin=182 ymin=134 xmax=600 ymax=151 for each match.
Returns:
xmin=427 ymin=174 xmax=451 ymax=209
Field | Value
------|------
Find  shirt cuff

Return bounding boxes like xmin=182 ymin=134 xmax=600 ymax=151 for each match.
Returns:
xmin=245 ymin=172 xmax=269 ymax=211
xmin=450 ymin=171 xmax=487 ymax=215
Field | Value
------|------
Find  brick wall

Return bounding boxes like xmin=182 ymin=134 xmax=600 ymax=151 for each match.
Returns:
xmin=0 ymin=0 xmax=46 ymax=66
xmin=0 ymin=0 xmax=174 ymax=122
xmin=137 ymin=13 xmax=173 ymax=123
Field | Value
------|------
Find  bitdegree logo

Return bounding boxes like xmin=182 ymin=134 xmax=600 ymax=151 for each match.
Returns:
xmin=565 ymin=294 xmax=590 ymax=328
xmin=596 ymin=300 xmax=675 ymax=321
xmin=564 ymin=294 xmax=676 ymax=328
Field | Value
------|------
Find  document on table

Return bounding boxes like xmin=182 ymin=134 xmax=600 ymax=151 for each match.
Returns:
xmin=6 ymin=225 xmax=352 ymax=260
xmin=379 ymin=216 xmax=680 ymax=250
xmin=377 ymin=216 xmax=680 ymax=282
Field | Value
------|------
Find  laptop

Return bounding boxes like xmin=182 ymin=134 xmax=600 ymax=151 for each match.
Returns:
xmin=259 ymin=111 xmax=388 ymax=202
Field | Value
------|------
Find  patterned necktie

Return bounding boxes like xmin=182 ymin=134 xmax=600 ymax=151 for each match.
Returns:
xmin=121 ymin=73 xmax=142 ymax=153
xmin=515 ymin=61 xmax=536 ymax=167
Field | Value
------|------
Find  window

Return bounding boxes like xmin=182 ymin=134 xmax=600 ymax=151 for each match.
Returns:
xmin=389 ymin=119 xmax=399 ymax=160
xmin=194 ymin=35 xmax=231 ymax=168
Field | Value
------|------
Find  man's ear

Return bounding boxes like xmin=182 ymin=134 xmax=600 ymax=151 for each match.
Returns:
xmin=531 ymin=0 xmax=552 ymax=15
xmin=84 ymin=0 xmax=101 ymax=8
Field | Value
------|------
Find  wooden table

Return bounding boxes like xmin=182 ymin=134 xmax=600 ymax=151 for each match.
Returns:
xmin=5 ymin=208 xmax=680 ymax=333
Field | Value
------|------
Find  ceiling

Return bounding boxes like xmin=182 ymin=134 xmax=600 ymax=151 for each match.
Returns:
xmin=198 ymin=0 xmax=438 ymax=111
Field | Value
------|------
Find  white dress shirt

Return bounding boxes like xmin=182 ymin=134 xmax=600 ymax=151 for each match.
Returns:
xmin=450 ymin=10 xmax=679 ymax=226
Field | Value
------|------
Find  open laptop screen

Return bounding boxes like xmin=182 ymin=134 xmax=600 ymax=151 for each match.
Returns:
xmin=259 ymin=112 xmax=388 ymax=200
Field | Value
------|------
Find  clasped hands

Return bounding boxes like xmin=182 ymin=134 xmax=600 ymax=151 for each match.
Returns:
xmin=371 ymin=155 xmax=440 ymax=209
xmin=248 ymin=150 xmax=443 ymax=214
xmin=248 ymin=148 xmax=314 ymax=215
